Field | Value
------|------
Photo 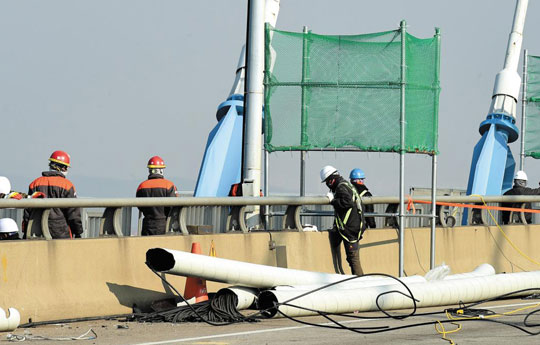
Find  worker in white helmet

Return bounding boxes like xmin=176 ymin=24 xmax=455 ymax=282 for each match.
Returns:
xmin=320 ymin=165 xmax=365 ymax=275
xmin=501 ymin=170 xmax=540 ymax=224
xmin=0 ymin=218 xmax=20 ymax=241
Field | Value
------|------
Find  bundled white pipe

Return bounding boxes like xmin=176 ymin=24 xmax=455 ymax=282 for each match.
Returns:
xmin=258 ymin=271 xmax=540 ymax=318
xmin=444 ymin=263 xmax=495 ymax=280
xmin=146 ymin=248 xmax=361 ymax=288
xmin=216 ymin=286 xmax=259 ymax=310
xmin=0 ymin=307 xmax=20 ymax=332
xmin=273 ymin=275 xmax=426 ymax=291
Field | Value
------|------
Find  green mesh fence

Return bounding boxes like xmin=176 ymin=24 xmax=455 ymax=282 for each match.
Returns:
xmin=264 ymin=24 xmax=440 ymax=154
xmin=525 ymin=55 xmax=540 ymax=159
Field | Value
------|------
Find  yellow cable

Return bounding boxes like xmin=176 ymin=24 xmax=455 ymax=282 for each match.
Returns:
xmin=446 ymin=303 xmax=540 ymax=321
xmin=440 ymin=303 xmax=540 ymax=344
xmin=435 ymin=320 xmax=461 ymax=345
xmin=472 ymin=194 xmax=540 ymax=267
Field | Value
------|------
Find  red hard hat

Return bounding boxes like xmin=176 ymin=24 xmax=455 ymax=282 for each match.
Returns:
xmin=49 ymin=150 xmax=71 ymax=167
xmin=147 ymin=156 xmax=166 ymax=168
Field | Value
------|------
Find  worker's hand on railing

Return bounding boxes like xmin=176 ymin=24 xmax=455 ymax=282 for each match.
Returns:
xmin=5 ymin=192 xmax=23 ymax=200
xmin=326 ymin=192 xmax=334 ymax=203
xmin=29 ymin=192 xmax=46 ymax=199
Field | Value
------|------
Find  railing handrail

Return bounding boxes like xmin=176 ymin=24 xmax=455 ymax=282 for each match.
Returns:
xmin=1 ymin=195 xmax=540 ymax=209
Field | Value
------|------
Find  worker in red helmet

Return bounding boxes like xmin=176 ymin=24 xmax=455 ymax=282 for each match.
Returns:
xmin=23 ymin=150 xmax=83 ymax=239
xmin=136 ymin=156 xmax=178 ymax=235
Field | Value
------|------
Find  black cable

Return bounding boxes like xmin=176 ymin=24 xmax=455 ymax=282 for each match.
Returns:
xmin=19 ymin=314 xmax=132 ymax=328
xmin=144 ymin=263 xmax=540 ymax=338
xmin=266 ymin=273 xmax=419 ymax=321
xmin=274 ymin=287 xmax=540 ymax=336
xmin=465 ymin=287 xmax=540 ymax=308
xmin=143 ymin=262 xmax=261 ymax=325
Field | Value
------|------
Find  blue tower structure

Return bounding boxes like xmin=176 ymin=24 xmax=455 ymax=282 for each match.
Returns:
xmin=466 ymin=113 xmax=518 ymax=196
xmin=463 ymin=0 xmax=528 ymax=224
xmin=194 ymin=94 xmax=244 ymax=197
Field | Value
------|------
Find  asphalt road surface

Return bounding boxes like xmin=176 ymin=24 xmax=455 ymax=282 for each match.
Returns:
xmin=3 ymin=298 xmax=540 ymax=345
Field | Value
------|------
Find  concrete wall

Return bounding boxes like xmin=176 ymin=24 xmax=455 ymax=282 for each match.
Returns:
xmin=1 ymin=224 xmax=540 ymax=323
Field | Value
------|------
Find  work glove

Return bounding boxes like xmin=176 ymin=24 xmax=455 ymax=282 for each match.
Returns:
xmin=326 ymin=191 xmax=334 ymax=203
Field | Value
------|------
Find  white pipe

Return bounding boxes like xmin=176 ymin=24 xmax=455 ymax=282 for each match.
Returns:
xmin=503 ymin=0 xmax=528 ymax=72
xmin=146 ymin=248 xmax=358 ymax=288
xmin=229 ymin=0 xmax=279 ymax=97
xmin=259 ymin=270 xmax=540 ymax=318
xmin=0 ymin=307 xmax=20 ymax=332
xmin=489 ymin=0 xmax=529 ymax=116
xmin=443 ymin=263 xmax=495 ymax=280
xmin=229 ymin=45 xmax=246 ymax=96
xmin=270 ymin=264 xmax=495 ymax=294
xmin=273 ymin=275 xmax=426 ymax=291
xmin=217 ymin=286 xmax=259 ymax=310
xmin=147 ymin=249 xmax=496 ymax=288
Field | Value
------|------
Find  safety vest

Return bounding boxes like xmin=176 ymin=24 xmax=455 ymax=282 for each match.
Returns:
xmin=334 ymin=181 xmax=366 ymax=243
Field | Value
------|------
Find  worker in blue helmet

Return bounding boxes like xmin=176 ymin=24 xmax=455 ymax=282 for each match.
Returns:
xmin=349 ymin=169 xmax=376 ymax=228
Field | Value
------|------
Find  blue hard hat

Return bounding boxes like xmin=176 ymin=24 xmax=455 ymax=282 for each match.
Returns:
xmin=349 ymin=168 xmax=365 ymax=180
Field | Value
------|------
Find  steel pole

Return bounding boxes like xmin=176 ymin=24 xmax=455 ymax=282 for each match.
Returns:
xmin=520 ymin=49 xmax=528 ymax=170
xmin=430 ymin=154 xmax=437 ymax=269
xmin=243 ymin=0 xmax=265 ymax=227
xmin=430 ymin=27 xmax=441 ymax=270
xmin=243 ymin=0 xmax=265 ymax=198
xmin=399 ymin=20 xmax=407 ymax=277
xmin=264 ymin=149 xmax=270 ymax=228
xmin=300 ymin=25 xmax=309 ymax=197
xmin=300 ymin=152 xmax=306 ymax=196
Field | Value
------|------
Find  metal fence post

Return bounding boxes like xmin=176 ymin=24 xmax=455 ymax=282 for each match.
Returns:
xmin=399 ymin=20 xmax=407 ymax=277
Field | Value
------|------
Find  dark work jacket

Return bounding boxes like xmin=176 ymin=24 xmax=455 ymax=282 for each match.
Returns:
xmin=352 ymin=183 xmax=376 ymax=228
xmin=501 ymin=184 xmax=540 ymax=224
xmin=0 ymin=233 xmax=21 ymax=240
xmin=136 ymin=174 xmax=177 ymax=235
xmin=330 ymin=176 xmax=361 ymax=242
xmin=23 ymin=171 xmax=83 ymax=239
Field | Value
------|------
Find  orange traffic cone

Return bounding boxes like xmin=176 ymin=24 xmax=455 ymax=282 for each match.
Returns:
xmin=183 ymin=242 xmax=209 ymax=303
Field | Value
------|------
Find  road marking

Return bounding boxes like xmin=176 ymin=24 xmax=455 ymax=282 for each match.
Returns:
xmin=128 ymin=318 xmax=375 ymax=345
xmin=487 ymin=301 xmax=540 ymax=309
xmin=128 ymin=300 xmax=540 ymax=345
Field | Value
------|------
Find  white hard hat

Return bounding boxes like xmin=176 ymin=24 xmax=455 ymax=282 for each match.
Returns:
xmin=0 ymin=176 xmax=11 ymax=195
xmin=514 ymin=170 xmax=528 ymax=181
xmin=0 ymin=218 xmax=18 ymax=234
xmin=320 ymin=165 xmax=338 ymax=183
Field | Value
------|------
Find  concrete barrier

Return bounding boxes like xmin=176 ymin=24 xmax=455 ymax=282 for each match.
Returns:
xmin=1 ymin=225 xmax=539 ymax=322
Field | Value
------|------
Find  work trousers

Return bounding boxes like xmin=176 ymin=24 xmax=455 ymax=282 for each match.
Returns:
xmin=328 ymin=228 xmax=364 ymax=276
xmin=142 ymin=217 xmax=167 ymax=236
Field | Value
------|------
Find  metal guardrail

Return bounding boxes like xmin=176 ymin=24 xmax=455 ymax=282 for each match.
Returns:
xmin=1 ymin=195 xmax=539 ymax=239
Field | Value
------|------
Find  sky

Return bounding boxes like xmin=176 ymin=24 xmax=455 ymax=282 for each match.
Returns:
xmin=1 ymin=0 xmax=540 ymax=198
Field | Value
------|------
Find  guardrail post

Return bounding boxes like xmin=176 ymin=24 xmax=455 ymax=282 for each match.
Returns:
xmin=519 ymin=204 xmax=529 ymax=224
xmin=226 ymin=206 xmax=249 ymax=233
xmin=167 ymin=207 xmax=189 ymax=235
xmin=468 ymin=206 xmax=488 ymax=226
xmin=282 ymin=205 xmax=303 ymax=231
xmin=100 ymin=207 xmax=123 ymax=237
xmin=507 ymin=203 xmax=529 ymax=224
xmin=438 ymin=206 xmax=457 ymax=227
xmin=26 ymin=209 xmax=52 ymax=240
